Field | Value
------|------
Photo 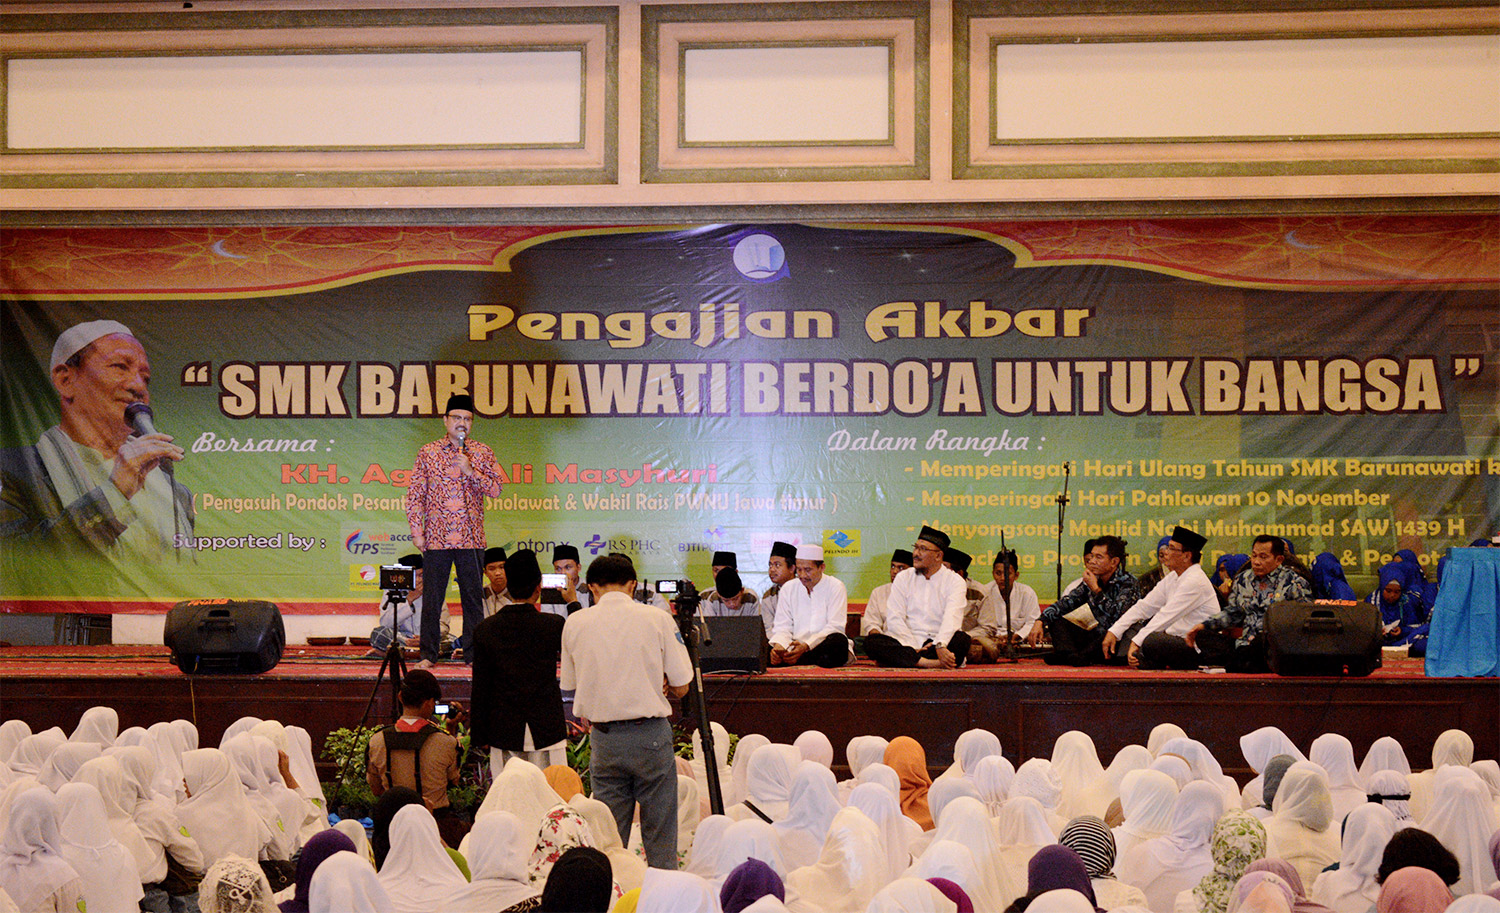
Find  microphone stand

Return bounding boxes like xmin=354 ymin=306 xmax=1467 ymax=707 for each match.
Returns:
xmin=1055 ymin=461 xmax=1072 ymax=603
xmin=999 ymin=529 xmax=1018 ymax=664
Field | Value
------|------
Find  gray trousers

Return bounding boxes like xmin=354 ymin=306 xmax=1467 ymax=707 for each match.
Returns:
xmin=589 ymin=716 xmax=677 ymax=869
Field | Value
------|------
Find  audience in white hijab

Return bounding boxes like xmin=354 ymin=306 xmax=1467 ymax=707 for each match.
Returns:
xmin=1261 ymin=761 xmax=1339 ymax=889
xmin=6 ymin=707 xmax=1500 ymax=913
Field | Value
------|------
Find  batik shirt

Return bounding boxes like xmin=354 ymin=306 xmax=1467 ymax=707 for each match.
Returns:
xmin=1202 ymin=564 xmax=1311 ymax=646
xmin=404 ymin=436 xmax=503 ymax=549
xmin=1039 ymin=568 xmax=1140 ymax=631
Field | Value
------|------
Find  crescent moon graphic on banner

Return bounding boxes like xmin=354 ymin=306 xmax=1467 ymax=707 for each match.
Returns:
xmin=211 ymin=239 xmax=248 ymax=259
xmin=1283 ymin=230 xmax=1323 ymax=251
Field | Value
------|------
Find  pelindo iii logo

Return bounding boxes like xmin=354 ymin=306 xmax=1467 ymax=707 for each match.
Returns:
xmin=732 ymin=233 xmax=789 ymax=282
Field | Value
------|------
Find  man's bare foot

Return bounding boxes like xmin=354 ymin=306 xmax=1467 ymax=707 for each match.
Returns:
xmin=916 ymin=657 xmax=943 ymax=669
xmin=412 ymin=658 xmax=436 ymax=671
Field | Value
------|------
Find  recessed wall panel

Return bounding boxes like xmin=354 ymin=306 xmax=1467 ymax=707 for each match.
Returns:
xmin=682 ymin=45 xmax=891 ymax=145
xmin=7 ymin=50 xmax=585 ymax=150
xmin=992 ymin=34 xmax=1500 ymax=142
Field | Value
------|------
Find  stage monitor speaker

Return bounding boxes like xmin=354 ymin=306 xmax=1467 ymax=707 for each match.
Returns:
xmin=164 ymin=599 xmax=285 ymax=674
xmin=698 ymin=616 xmax=769 ymax=674
xmin=1265 ymin=601 xmax=1382 ymax=677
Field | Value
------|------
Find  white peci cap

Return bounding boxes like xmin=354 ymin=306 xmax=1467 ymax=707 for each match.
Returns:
xmin=50 ymin=320 xmax=135 ymax=370
xmin=796 ymin=544 xmax=824 ymax=562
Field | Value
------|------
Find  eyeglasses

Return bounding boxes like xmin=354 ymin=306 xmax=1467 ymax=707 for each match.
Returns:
xmin=911 ymin=542 xmax=941 ymax=554
xmin=1162 ymin=543 xmax=1185 ymax=553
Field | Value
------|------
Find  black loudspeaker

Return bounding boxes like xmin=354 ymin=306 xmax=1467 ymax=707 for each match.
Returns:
xmin=1265 ymin=601 xmax=1382 ymax=677
xmin=164 ymin=599 xmax=285 ymax=674
xmin=698 ymin=616 xmax=769 ymax=674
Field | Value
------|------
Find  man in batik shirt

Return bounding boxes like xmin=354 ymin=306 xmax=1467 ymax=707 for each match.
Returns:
xmin=1180 ymin=534 xmax=1312 ymax=672
xmin=405 ymin=394 xmax=503 ymax=668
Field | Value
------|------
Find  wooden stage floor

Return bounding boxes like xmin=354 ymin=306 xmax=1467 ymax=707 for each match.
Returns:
xmin=2 ymin=645 xmax=1493 ymax=781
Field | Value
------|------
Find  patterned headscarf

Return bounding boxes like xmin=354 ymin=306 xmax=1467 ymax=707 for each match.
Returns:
xmin=1192 ymin=811 xmax=1268 ymax=913
xmin=1059 ymin=815 xmax=1117 ymax=878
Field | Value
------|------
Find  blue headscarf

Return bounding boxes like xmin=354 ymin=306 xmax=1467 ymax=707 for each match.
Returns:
xmin=1372 ymin=562 xmax=1427 ymax=644
xmin=1311 ymin=552 xmax=1357 ymax=601
xmin=1213 ymin=554 xmax=1250 ymax=589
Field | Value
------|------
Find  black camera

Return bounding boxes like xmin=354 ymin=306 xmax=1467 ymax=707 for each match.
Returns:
xmin=379 ymin=564 xmax=415 ymax=592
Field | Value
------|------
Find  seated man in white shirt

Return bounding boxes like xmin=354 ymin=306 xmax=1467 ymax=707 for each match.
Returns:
xmin=860 ymin=548 xmax=913 ymax=639
xmin=1101 ymin=525 xmax=1219 ymax=669
xmin=969 ymin=550 xmax=1041 ymax=662
xmin=769 ymin=544 xmax=850 ymax=667
xmin=863 ymin=526 xmax=971 ymax=668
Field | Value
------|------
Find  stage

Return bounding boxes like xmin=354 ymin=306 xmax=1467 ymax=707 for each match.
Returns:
xmin=3 ymin=644 xmax=1493 ymax=781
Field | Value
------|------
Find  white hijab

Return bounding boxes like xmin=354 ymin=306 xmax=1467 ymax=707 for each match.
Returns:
xmin=996 ymin=796 xmax=1057 ymax=848
xmin=684 ymin=813 xmax=731 ymax=879
xmin=0 ymin=723 xmax=29 ymax=768
xmin=1358 ymin=735 xmax=1411 ymax=780
xmin=1263 ymin=761 xmax=1340 ymax=889
xmin=793 ymin=731 xmax=835 ymax=770
xmin=1410 ymin=728 xmax=1475 ymax=822
xmin=310 ymin=850 xmax=393 ymax=913
xmin=728 ymin=735 xmax=771 ymax=808
xmin=782 ymin=807 xmax=886 ymax=913
xmin=446 ymin=811 xmax=540 ymax=913
xmin=1424 ymin=768 xmax=1500 ymax=896
xmin=220 ymin=717 xmax=263 ymax=747
xmin=840 ymin=736 xmax=891 ymax=803
xmin=1115 ymin=768 xmax=1179 ymax=857
xmin=1011 ymin=758 xmax=1063 ymax=812
xmin=333 ymin=819 xmax=374 ymax=867
xmin=1078 ymin=744 xmax=1151 ymax=822
xmin=1309 ymin=803 xmax=1396 ymax=913
xmin=1365 ymin=769 xmax=1414 ymax=825
xmin=1052 ymin=731 xmax=1108 ymax=819
xmin=70 ymin=706 xmax=119 ymax=749
xmin=639 ymin=867 xmax=723 ymax=913
xmin=147 ymin=721 xmax=188 ymax=804
xmin=774 ymin=761 xmax=842 ymax=872
xmin=1151 ymin=755 xmax=1192 ymax=790
xmin=376 ymin=805 xmax=467 ymax=913
xmin=573 ymin=794 xmax=644 ymax=895
xmin=865 ymin=877 xmax=957 ymax=913
xmin=925 ymin=777 xmax=980 ymax=832
xmin=936 ymin=729 xmax=1002 ymax=785
xmin=1118 ymin=780 xmax=1223 ymax=913
xmin=846 ymin=782 xmax=913 ymax=886
xmin=71 ymin=755 xmax=154 ymax=879
xmin=37 ymin=742 xmax=100 ymax=792
xmin=8 ymin=729 xmax=64 ymax=779
xmin=920 ymin=796 xmax=1014 ymax=909
xmin=222 ymin=734 xmax=295 ymax=859
xmin=176 ymin=748 xmax=271 ymax=866
xmin=252 ymin=736 xmax=307 ymax=853
xmin=474 ymin=757 xmax=553 ymax=836
xmin=1158 ymin=736 xmax=1240 ymax=808
xmin=0 ymin=787 xmax=81 ymax=913
xmin=855 ymin=763 xmax=902 ymax=802
xmin=716 ymin=819 xmax=788 ymax=883
xmin=1309 ymin=733 xmax=1367 ymax=823
xmin=734 ymin=745 xmax=802 ymax=823
xmin=1240 ymin=726 xmax=1306 ymax=810
xmin=285 ymin=727 xmax=329 ymax=841
xmin=910 ymin=840 xmax=995 ymax=911
xmin=1147 ymin=723 xmax=1188 ymax=757
xmin=970 ymin=755 xmax=1014 ymax=817
xmin=53 ymin=782 xmax=144 ymax=913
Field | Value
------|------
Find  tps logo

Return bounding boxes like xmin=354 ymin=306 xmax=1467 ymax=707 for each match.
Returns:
xmin=584 ymin=534 xmax=607 ymax=555
xmin=823 ymin=529 xmax=862 ymax=557
xmin=732 ymin=233 xmax=789 ymax=283
xmin=345 ymin=531 xmax=381 ymax=556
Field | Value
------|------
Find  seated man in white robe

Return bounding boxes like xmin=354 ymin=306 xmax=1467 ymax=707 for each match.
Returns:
xmin=1105 ymin=526 xmax=1220 ymax=669
xmin=769 ymin=544 xmax=850 ymax=668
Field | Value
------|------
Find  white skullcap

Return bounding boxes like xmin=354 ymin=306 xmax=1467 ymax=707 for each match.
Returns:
xmin=50 ymin=320 xmax=135 ymax=370
xmin=796 ymin=544 xmax=824 ymax=562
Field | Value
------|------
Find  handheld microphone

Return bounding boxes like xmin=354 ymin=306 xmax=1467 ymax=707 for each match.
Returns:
xmin=456 ymin=429 xmax=467 ymax=448
xmin=124 ymin=402 xmax=156 ymax=437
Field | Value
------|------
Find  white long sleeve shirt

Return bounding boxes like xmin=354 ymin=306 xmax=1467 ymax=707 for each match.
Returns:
xmin=976 ymin=580 xmax=1042 ymax=637
xmin=883 ymin=565 xmax=967 ymax=649
xmin=771 ymin=574 xmax=848 ymax=650
xmin=1106 ymin=563 xmax=1219 ymax=640
xmin=861 ymin=583 xmax=892 ymax=636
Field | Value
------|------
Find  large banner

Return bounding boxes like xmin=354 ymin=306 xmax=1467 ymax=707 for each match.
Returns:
xmin=3 ymin=218 xmax=1497 ymax=614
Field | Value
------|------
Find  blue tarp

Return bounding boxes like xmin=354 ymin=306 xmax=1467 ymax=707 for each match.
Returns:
xmin=1424 ymin=547 xmax=1500 ymax=677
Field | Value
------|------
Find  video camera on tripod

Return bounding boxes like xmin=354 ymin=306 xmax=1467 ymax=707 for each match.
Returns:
xmin=379 ymin=564 xmax=415 ymax=599
xmin=661 ymin=578 xmax=726 ymax=814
